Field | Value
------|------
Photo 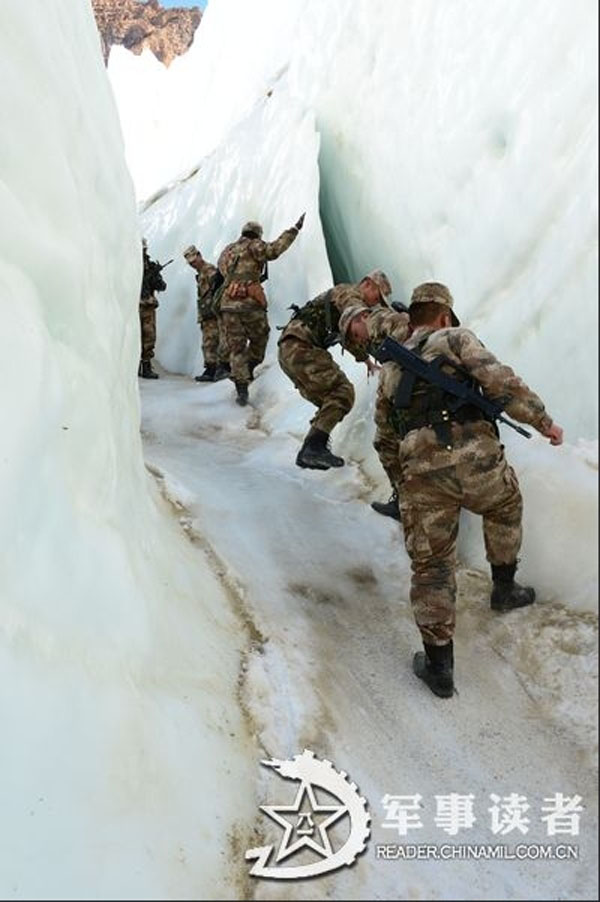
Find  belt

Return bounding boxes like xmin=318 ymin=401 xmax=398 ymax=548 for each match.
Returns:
xmin=394 ymin=405 xmax=487 ymax=448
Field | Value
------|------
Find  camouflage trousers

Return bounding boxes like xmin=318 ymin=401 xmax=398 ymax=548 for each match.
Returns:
xmin=221 ymin=308 xmax=270 ymax=384
xmin=139 ymin=301 xmax=157 ymax=362
xmin=200 ymin=316 xmax=229 ymax=369
xmin=374 ymin=374 xmax=402 ymax=491
xmin=400 ymin=438 xmax=523 ymax=646
xmin=278 ymin=337 xmax=355 ymax=435
xmin=373 ymin=420 xmax=403 ymax=491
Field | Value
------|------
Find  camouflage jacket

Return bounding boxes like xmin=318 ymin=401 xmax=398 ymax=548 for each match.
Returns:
xmin=194 ymin=260 xmax=219 ymax=321
xmin=217 ymin=226 xmax=299 ymax=312
xmin=279 ymin=283 xmax=380 ymax=362
xmin=366 ymin=310 xmax=553 ymax=468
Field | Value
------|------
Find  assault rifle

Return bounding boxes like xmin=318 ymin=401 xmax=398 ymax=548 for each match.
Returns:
xmin=374 ymin=335 xmax=532 ymax=439
xmin=143 ymin=257 xmax=173 ymax=295
xmin=151 ymin=258 xmax=173 ymax=275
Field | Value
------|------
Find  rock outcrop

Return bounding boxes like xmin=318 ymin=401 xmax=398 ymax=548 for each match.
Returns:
xmin=92 ymin=0 xmax=202 ymax=67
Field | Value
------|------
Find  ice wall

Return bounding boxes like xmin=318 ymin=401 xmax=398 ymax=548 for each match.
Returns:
xmin=110 ymin=0 xmax=598 ymax=439
xmin=0 ymin=3 xmax=254 ymax=896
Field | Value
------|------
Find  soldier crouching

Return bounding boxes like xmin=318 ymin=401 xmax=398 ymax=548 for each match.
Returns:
xmin=278 ymin=271 xmax=391 ymax=470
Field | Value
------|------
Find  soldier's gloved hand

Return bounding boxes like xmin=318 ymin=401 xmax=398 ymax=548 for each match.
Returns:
xmin=295 ymin=213 xmax=306 ymax=231
xmin=541 ymin=421 xmax=564 ymax=446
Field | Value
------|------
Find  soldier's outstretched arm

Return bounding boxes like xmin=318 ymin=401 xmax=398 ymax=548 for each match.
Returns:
xmin=448 ymin=328 xmax=558 ymax=436
xmin=262 ymin=214 xmax=305 ymax=261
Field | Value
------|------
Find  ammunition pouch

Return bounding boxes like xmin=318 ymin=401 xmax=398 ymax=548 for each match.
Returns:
xmin=225 ymin=280 xmax=267 ymax=307
xmin=390 ymin=402 xmax=491 ymax=446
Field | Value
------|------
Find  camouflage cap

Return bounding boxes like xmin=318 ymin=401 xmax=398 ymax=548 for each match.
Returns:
xmin=183 ymin=244 xmax=200 ymax=260
xmin=339 ymin=304 xmax=370 ymax=339
xmin=364 ymin=269 xmax=392 ymax=300
xmin=410 ymin=281 xmax=460 ymax=326
xmin=241 ymin=220 xmax=263 ymax=238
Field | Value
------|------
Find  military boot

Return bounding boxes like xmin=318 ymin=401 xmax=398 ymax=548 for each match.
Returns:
xmin=234 ymin=381 xmax=249 ymax=406
xmin=371 ymin=490 xmax=401 ymax=521
xmin=213 ymin=362 xmax=231 ymax=381
xmin=413 ymin=641 xmax=454 ymax=698
xmin=490 ymin=563 xmax=536 ymax=611
xmin=296 ymin=428 xmax=345 ymax=470
xmin=139 ymin=360 xmax=159 ymax=379
xmin=195 ymin=364 xmax=216 ymax=382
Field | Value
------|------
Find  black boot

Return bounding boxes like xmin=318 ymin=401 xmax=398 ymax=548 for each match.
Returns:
xmin=235 ymin=381 xmax=249 ymax=406
xmin=490 ymin=563 xmax=536 ymax=611
xmin=195 ymin=364 xmax=216 ymax=382
xmin=371 ymin=490 xmax=401 ymax=521
xmin=213 ymin=362 xmax=231 ymax=381
xmin=296 ymin=428 xmax=345 ymax=470
xmin=139 ymin=360 xmax=159 ymax=379
xmin=413 ymin=641 xmax=454 ymax=698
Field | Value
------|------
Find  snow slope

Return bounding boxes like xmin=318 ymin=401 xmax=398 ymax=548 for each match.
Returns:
xmin=0 ymin=3 xmax=256 ymax=897
xmin=141 ymin=373 xmax=598 ymax=901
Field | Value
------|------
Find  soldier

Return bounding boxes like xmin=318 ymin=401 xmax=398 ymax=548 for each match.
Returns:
xmin=278 ymin=271 xmax=392 ymax=470
xmin=217 ymin=214 xmax=305 ymax=406
xmin=139 ymin=238 xmax=168 ymax=379
xmin=183 ymin=245 xmax=230 ymax=383
xmin=344 ymin=284 xmax=563 ymax=698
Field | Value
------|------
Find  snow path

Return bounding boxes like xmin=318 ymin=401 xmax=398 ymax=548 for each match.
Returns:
xmin=141 ymin=372 xmax=597 ymax=901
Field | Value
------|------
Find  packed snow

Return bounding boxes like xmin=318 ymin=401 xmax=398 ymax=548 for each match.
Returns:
xmin=0 ymin=0 xmax=597 ymax=899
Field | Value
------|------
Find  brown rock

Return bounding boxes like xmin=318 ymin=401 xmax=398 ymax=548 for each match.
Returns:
xmin=92 ymin=0 xmax=202 ymax=67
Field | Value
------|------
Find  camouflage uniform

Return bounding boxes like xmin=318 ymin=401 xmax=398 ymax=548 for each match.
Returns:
xmin=139 ymin=248 xmax=159 ymax=363
xmin=218 ymin=224 xmax=300 ymax=384
xmin=366 ymin=306 xmax=553 ymax=646
xmin=373 ymin=368 xmax=403 ymax=491
xmin=194 ymin=260 xmax=229 ymax=369
xmin=278 ymin=284 xmax=372 ymax=434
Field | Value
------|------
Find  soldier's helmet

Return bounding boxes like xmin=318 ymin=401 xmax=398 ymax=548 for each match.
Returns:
xmin=183 ymin=244 xmax=200 ymax=261
xmin=364 ymin=269 xmax=392 ymax=301
xmin=339 ymin=304 xmax=370 ymax=340
xmin=410 ymin=281 xmax=460 ymax=326
xmin=241 ymin=220 xmax=263 ymax=239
